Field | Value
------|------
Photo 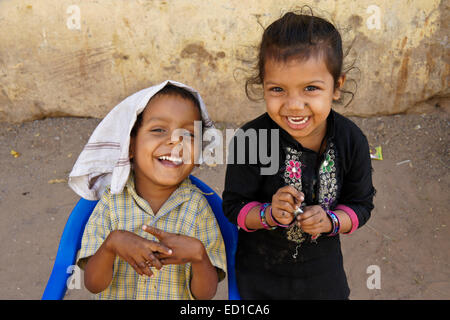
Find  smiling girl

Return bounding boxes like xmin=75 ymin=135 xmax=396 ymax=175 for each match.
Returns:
xmin=223 ymin=11 xmax=376 ymax=299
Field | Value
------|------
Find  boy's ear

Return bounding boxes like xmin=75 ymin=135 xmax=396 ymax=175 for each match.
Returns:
xmin=129 ymin=137 xmax=135 ymax=159
xmin=333 ymin=74 xmax=346 ymax=101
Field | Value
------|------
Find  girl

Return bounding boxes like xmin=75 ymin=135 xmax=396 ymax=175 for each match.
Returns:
xmin=223 ymin=12 xmax=375 ymax=299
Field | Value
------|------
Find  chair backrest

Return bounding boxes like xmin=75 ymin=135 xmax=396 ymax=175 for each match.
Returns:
xmin=189 ymin=175 xmax=240 ymax=300
xmin=42 ymin=175 xmax=240 ymax=300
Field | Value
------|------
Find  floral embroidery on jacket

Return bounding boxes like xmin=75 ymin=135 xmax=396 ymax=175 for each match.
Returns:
xmin=318 ymin=142 xmax=338 ymax=210
xmin=282 ymin=143 xmax=339 ymax=253
xmin=283 ymin=147 xmax=303 ymax=192
xmin=283 ymin=147 xmax=306 ymax=246
xmin=286 ymin=160 xmax=301 ymax=179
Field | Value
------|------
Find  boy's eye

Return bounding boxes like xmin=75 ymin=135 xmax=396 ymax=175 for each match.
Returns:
xmin=150 ymin=128 xmax=165 ymax=133
xmin=183 ymin=131 xmax=195 ymax=138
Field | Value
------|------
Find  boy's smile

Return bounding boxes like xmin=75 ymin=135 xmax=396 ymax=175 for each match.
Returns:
xmin=130 ymin=94 xmax=201 ymax=195
xmin=263 ymin=56 xmax=344 ymax=151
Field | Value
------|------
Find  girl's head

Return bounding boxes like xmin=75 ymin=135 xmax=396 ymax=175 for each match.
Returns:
xmin=247 ymin=11 xmax=345 ymax=96
xmin=247 ymin=11 xmax=349 ymax=147
xmin=129 ymin=84 xmax=202 ymax=189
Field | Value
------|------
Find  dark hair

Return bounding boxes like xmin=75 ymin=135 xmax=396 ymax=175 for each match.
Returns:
xmin=245 ymin=10 xmax=356 ymax=105
xmin=130 ymin=84 xmax=202 ymax=137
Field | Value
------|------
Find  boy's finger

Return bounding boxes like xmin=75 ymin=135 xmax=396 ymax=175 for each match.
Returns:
xmin=143 ymin=225 xmax=168 ymax=240
xmin=129 ymin=257 xmax=145 ymax=276
xmin=160 ymin=257 xmax=180 ymax=265
xmin=145 ymin=252 xmax=163 ymax=270
xmin=148 ymin=240 xmax=173 ymax=255
xmin=137 ymin=260 xmax=154 ymax=277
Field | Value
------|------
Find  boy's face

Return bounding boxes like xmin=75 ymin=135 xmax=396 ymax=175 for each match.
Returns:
xmin=130 ymin=94 xmax=201 ymax=190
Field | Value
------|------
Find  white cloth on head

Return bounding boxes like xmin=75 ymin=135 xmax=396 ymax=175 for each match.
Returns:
xmin=68 ymin=80 xmax=213 ymax=200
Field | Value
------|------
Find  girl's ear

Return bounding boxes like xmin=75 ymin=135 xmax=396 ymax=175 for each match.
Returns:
xmin=333 ymin=74 xmax=346 ymax=101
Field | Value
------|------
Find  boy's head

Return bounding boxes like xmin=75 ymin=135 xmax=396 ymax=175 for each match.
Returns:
xmin=129 ymin=84 xmax=202 ymax=189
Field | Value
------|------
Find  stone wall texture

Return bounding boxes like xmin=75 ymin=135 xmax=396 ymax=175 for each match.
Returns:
xmin=0 ymin=0 xmax=448 ymax=123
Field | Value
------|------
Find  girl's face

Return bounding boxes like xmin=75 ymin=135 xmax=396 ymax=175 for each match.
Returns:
xmin=130 ymin=94 xmax=201 ymax=190
xmin=263 ymin=56 xmax=344 ymax=150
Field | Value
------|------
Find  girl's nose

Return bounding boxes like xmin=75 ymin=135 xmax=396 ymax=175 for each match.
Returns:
xmin=287 ymin=96 xmax=306 ymax=110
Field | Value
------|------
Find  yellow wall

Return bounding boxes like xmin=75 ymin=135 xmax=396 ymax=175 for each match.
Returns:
xmin=0 ymin=0 xmax=448 ymax=123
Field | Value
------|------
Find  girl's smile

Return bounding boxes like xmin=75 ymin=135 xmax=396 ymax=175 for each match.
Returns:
xmin=285 ymin=115 xmax=311 ymax=130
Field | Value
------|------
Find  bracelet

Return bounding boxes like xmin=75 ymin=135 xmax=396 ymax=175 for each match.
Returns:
xmin=237 ymin=201 xmax=261 ymax=232
xmin=322 ymin=206 xmax=340 ymax=236
xmin=259 ymin=203 xmax=276 ymax=230
xmin=269 ymin=206 xmax=292 ymax=228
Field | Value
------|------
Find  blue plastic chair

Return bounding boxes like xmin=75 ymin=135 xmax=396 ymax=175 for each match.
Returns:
xmin=42 ymin=175 xmax=240 ymax=300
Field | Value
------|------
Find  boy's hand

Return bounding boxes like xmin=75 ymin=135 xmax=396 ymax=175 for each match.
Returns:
xmin=270 ymin=185 xmax=304 ymax=225
xmin=106 ymin=230 xmax=172 ymax=277
xmin=143 ymin=225 xmax=206 ymax=265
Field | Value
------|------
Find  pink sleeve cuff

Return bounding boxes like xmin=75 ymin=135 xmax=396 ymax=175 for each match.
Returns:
xmin=237 ymin=201 xmax=261 ymax=232
xmin=335 ymin=204 xmax=359 ymax=234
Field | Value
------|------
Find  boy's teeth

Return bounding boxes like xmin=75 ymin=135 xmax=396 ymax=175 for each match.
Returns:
xmin=288 ymin=116 xmax=309 ymax=124
xmin=159 ymin=156 xmax=183 ymax=164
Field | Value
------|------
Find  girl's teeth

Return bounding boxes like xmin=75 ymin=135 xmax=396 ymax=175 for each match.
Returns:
xmin=288 ymin=116 xmax=309 ymax=124
xmin=159 ymin=156 xmax=183 ymax=164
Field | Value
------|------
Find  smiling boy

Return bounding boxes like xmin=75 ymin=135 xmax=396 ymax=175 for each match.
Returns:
xmin=75 ymin=83 xmax=226 ymax=300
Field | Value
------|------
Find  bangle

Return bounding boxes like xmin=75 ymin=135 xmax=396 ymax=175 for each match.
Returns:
xmin=260 ymin=203 xmax=276 ymax=230
xmin=269 ymin=206 xmax=292 ymax=228
xmin=322 ymin=206 xmax=340 ymax=236
xmin=237 ymin=201 xmax=260 ymax=232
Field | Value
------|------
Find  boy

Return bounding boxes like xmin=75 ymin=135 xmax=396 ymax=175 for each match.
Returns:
xmin=71 ymin=81 xmax=226 ymax=299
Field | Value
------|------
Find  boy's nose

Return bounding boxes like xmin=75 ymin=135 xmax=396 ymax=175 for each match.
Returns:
xmin=166 ymin=137 xmax=182 ymax=145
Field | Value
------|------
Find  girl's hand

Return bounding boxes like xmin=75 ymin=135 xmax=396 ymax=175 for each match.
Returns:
xmin=271 ymin=186 xmax=304 ymax=226
xmin=106 ymin=230 xmax=172 ymax=277
xmin=143 ymin=225 xmax=206 ymax=265
xmin=296 ymin=205 xmax=332 ymax=236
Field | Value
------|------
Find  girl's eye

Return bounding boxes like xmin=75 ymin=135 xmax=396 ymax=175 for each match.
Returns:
xmin=305 ymin=86 xmax=319 ymax=92
xmin=269 ymin=87 xmax=284 ymax=93
xmin=150 ymin=128 xmax=165 ymax=133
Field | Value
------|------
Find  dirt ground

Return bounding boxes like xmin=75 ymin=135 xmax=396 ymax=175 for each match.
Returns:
xmin=0 ymin=108 xmax=449 ymax=300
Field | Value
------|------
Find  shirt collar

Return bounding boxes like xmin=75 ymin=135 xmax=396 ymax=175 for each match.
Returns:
xmin=126 ymin=172 xmax=195 ymax=215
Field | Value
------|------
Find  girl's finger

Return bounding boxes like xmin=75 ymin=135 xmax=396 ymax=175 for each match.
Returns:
xmin=302 ymin=226 xmax=322 ymax=235
xmin=299 ymin=215 xmax=319 ymax=226
xmin=281 ymin=186 xmax=304 ymax=203
xmin=273 ymin=199 xmax=296 ymax=213
xmin=276 ymin=191 xmax=297 ymax=205
xmin=272 ymin=209 xmax=291 ymax=220
xmin=298 ymin=206 xmax=322 ymax=223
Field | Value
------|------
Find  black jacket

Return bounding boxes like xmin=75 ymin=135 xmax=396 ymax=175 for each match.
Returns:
xmin=222 ymin=109 xmax=375 ymax=299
